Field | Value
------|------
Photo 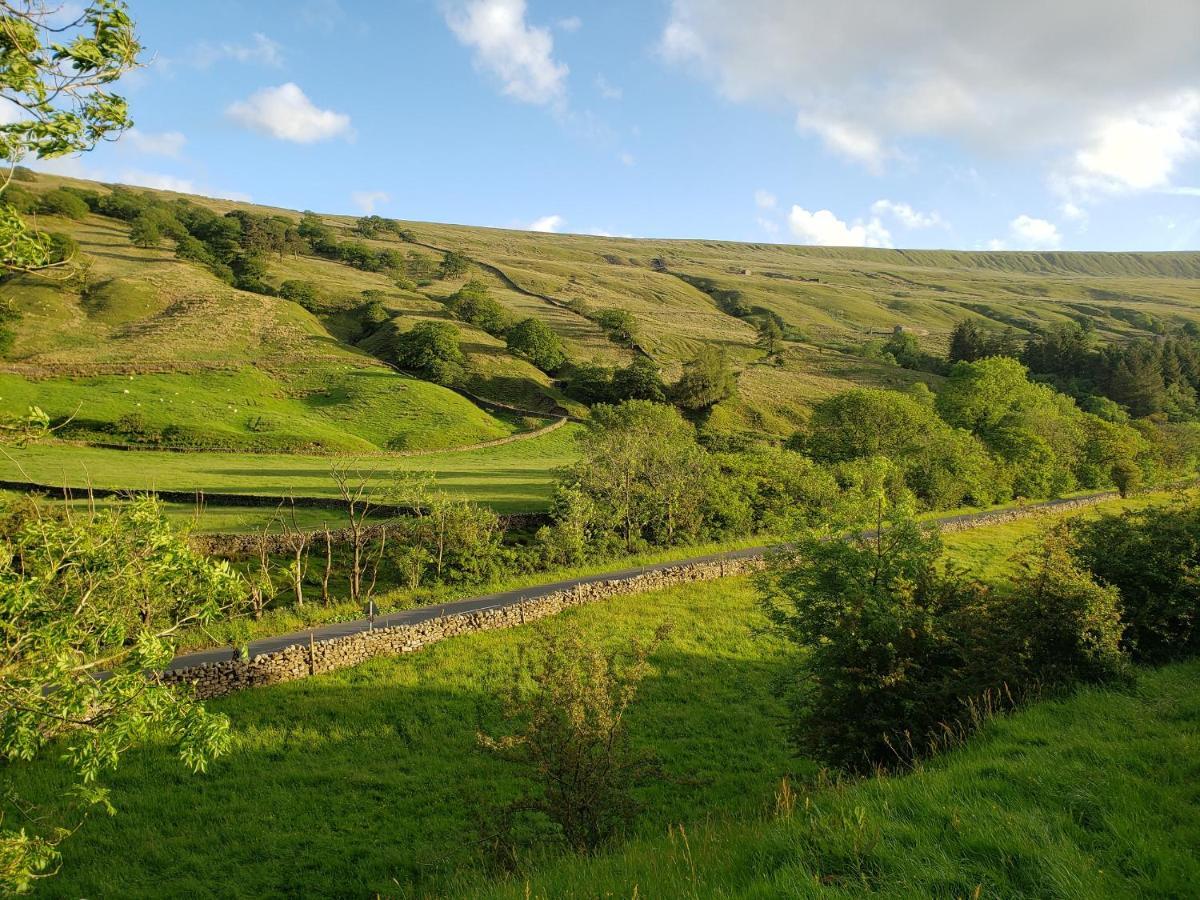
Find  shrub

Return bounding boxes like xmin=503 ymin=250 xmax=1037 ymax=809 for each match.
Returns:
xmin=609 ymin=356 xmax=665 ymax=402
xmin=1073 ymin=498 xmax=1200 ymax=662
xmin=506 ymin=317 xmax=566 ymax=373
xmin=479 ymin=623 xmax=670 ymax=854
xmin=439 ymin=249 xmax=470 ymax=279
xmin=278 ymin=280 xmax=320 ymax=311
xmin=997 ymin=522 xmax=1127 ymax=688
xmin=447 ymin=280 xmax=511 ymax=336
xmin=758 ymin=470 xmax=984 ymax=771
xmin=595 ymin=308 xmax=637 ymax=344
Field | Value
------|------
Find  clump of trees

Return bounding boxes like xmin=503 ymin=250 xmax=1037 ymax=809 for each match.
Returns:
xmin=507 ymin=318 xmax=567 ymax=373
xmin=671 ymin=346 xmax=737 ymax=410
xmin=446 ymin=279 xmax=511 ymax=337
xmin=389 ymin=320 xmax=467 ymax=386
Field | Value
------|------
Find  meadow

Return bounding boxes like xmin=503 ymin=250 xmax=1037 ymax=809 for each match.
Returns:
xmin=9 ymin=495 xmax=1190 ymax=898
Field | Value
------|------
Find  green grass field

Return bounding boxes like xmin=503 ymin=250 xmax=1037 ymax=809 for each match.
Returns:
xmin=10 ymin=495 xmax=1192 ymax=898
xmin=0 ymin=422 xmax=580 ymax=513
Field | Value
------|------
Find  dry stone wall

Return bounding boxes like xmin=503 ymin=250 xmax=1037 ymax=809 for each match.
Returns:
xmin=163 ymin=492 xmax=1120 ymax=699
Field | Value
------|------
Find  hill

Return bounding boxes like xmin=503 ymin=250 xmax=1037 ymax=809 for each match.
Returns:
xmin=3 ymin=172 xmax=1198 ymax=462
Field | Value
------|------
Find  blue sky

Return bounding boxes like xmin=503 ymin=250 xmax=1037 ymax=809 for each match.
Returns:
xmin=37 ymin=0 xmax=1200 ymax=251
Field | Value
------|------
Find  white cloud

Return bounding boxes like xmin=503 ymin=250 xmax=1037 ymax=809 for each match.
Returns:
xmin=659 ymin=0 xmax=1200 ymax=179
xmin=188 ymin=33 xmax=283 ymax=68
xmin=754 ymin=189 xmax=776 ymax=209
xmin=528 ymin=214 xmax=565 ymax=232
xmin=444 ymin=0 xmax=568 ymax=106
xmin=557 ymin=16 xmax=582 ymax=32
xmin=226 ymin=83 xmax=352 ymax=143
xmin=618 ymin=151 xmax=635 ymax=166
xmin=588 ymin=227 xmax=635 ymax=238
xmin=870 ymin=199 xmax=945 ymax=229
xmin=595 ymin=74 xmax=622 ymax=101
xmin=756 ymin=216 xmax=780 ymax=235
xmin=351 ymin=190 xmax=390 ymax=213
xmin=1060 ymin=201 xmax=1087 ymax=222
xmin=788 ymin=206 xmax=892 ymax=248
xmin=992 ymin=214 xmax=1062 ymax=251
xmin=122 ymin=129 xmax=186 ymax=158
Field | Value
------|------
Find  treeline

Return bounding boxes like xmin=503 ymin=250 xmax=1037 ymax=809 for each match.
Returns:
xmin=762 ymin=475 xmax=1200 ymax=772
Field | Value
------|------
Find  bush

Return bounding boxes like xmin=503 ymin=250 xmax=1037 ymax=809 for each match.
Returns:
xmin=479 ymin=623 xmax=670 ymax=854
xmin=672 ymin=346 xmax=736 ymax=410
xmin=1073 ymin=498 xmax=1200 ymax=662
xmin=758 ymin=471 xmax=984 ymax=771
xmin=447 ymin=280 xmax=511 ymax=336
xmin=506 ymin=318 xmax=566 ymax=373
xmin=278 ymin=280 xmax=320 ymax=311
xmin=595 ymin=308 xmax=637 ymax=344
xmin=998 ymin=522 xmax=1127 ymax=688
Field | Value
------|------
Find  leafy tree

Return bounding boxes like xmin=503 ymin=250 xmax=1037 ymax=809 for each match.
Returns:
xmin=595 ymin=308 xmax=637 ymax=345
xmin=127 ymin=213 xmax=162 ymax=248
xmin=38 ymin=188 xmax=89 ymax=220
xmin=391 ymin=320 xmax=466 ymax=386
xmin=479 ymin=623 xmax=670 ymax=854
xmin=0 ymin=1 xmax=141 ymax=273
xmin=671 ymin=345 xmax=736 ymax=410
xmin=571 ymin=401 xmax=713 ymax=550
xmin=609 ymin=356 xmax=665 ymax=402
xmin=0 ymin=297 xmax=18 ymax=354
xmin=801 ymin=388 xmax=997 ymax=508
xmin=438 ymin=249 xmax=470 ymax=279
xmin=506 ymin=317 xmax=566 ymax=372
xmin=447 ymin=279 xmax=510 ymax=336
xmin=277 ymin=279 xmax=320 ymax=310
xmin=0 ymin=495 xmax=244 ymax=892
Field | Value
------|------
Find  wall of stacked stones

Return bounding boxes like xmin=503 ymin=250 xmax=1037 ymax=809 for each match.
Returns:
xmin=163 ymin=492 xmax=1119 ymax=699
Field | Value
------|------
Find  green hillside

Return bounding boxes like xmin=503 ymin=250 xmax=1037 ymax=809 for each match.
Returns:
xmin=1 ymin=171 xmax=1198 ymax=504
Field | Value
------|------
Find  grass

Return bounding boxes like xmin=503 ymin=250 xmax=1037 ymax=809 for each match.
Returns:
xmin=0 ymin=422 xmax=581 ymax=513
xmin=8 ymin=494 xmax=1188 ymax=898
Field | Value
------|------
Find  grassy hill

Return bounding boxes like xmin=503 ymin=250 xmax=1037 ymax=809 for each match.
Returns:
xmin=2 ymin=171 xmax=1198 ymax=502
xmin=7 ymin=500 xmax=1196 ymax=898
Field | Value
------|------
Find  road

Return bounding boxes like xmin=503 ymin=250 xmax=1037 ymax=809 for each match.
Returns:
xmin=166 ymin=491 xmax=1116 ymax=672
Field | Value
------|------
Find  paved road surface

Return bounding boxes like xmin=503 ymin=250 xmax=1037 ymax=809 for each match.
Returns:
xmin=167 ymin=492 xmax=1114 ymax=672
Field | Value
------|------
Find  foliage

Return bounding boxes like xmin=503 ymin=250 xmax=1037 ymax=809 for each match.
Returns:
xmin=391 ymin=320 xmax=467 ymax=386
xmin=594 ymin=308 xmax=636 ymax=345
xmin=506 ymin=317 xmax=566 ymax=373
xmin=755 ymin=316 xmax=783 ymax=355
xmin=0 ymin=494 xmax=244 ymax=892
xmin=1073 ymin=497 xmax=1200 ymax=662
xmin=671 ymin=345 xmax=736 ymax=411
xmin=446 ymin=279 xmax=510 ymax=337
xmin=0 ymin=0 xmax=141 ymax=272
xmin=37 ymin=188 xmax=89 ymax=220
xmin=479 ymin=623 xmax=670 ymax=854
xmin=439 ymin=249 xmax=470 ymax=279
xmin=948 ymin=319 xmax=1021 ymax=363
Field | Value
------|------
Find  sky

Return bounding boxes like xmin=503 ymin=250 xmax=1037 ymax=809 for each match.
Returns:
xmin=32 ymin=0 xmax=1200 ymax=251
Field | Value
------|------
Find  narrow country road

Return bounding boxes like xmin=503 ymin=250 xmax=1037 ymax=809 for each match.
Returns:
xmin=166 ymin=492 xmax=1118 ymax=673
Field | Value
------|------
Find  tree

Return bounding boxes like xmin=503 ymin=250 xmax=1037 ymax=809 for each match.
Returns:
xmin=391 ymin=320 xmax=466 ymax=386
xmin=128 ymin=214 xmax=162 ymax=248
xmin=609 ymin=356 xmax=665 ymax=402
xmin=506 ymin=317 xmax=566 ymax=373
xmin=0 ymin=494 xmax=244 ymax=891
xmin=447 ymin=279 xmax=510 ymax=336
xmin=671 ymin=345 xmax=736 ymax=410
xmin=479 ymin=623 xmax=671 ymax=854
xmin=0 ymin=1 xmax=141 ymax=273
xmin=277 ymin=279 xmax=320 ymax=311
xmin=595 ymin=308 xmax=637 ymax=345
xmin=755 ymin=316 xmax=783 ymax=355
xmin=438 ymin=249 xmax=470 ymax=279
xmin=570 ymin=401 xmax=713 ymax=551
xmin=948 ymin=320 xmax=988 ymax=363
xmin=38 ymin=188 xmax=89 ymax=220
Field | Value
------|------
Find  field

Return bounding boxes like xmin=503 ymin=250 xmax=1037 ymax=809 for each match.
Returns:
xmin=0 ymin=423 xmax=579 ymax=513
xmin=10 ymin=496 xmax=1193 ymax=898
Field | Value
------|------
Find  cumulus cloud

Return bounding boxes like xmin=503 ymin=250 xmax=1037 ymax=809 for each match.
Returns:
xmin=226 ymin=83 xmax=352 ymax=143
xmin=122 ymin=129 xmax=186 ymax=158
xmin=870 ymin=199 xmax=945 ymax=229
xmin=528 ymin=214 xmax=565 ymax=232
xmin=557 ymin=16 xmax=582 ymax=32
xmin=990 ymin=214 xmax=1063 ymax=251
xmin=754 ymin=189 xmax=776 ymax=209
xmin=444 ymin=0 xmax=568 ymax=106
xmin=33 ymin=156 xmax=249 ymax=201
xmin=658 ymin=0 xmax=1200 ymax=185
xmin=352 ymin=190 xmax=390 ymax=213
xmin=788 ymin=206 xmax=892 ymax=248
